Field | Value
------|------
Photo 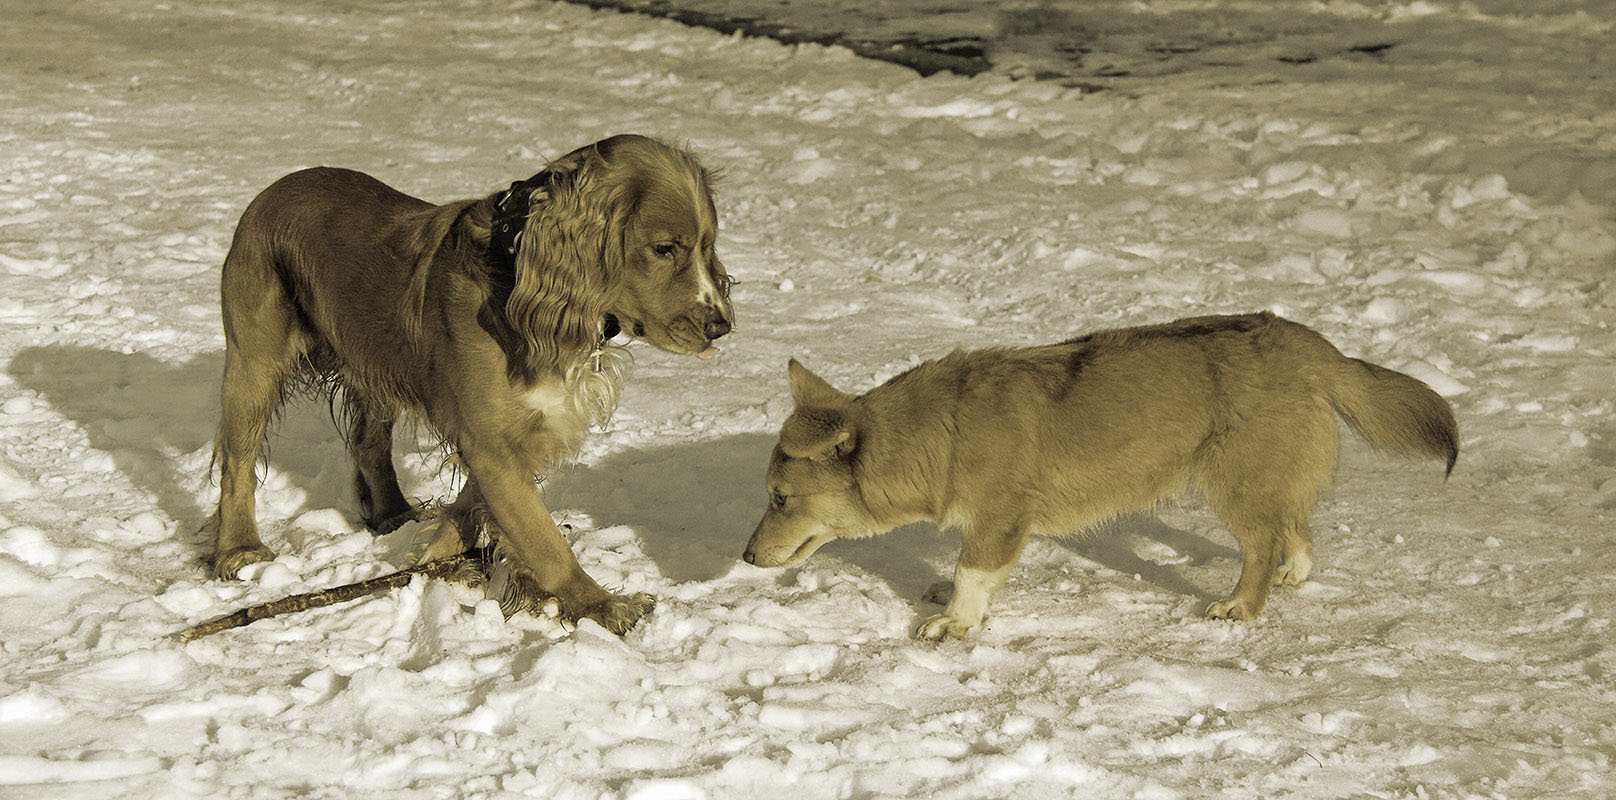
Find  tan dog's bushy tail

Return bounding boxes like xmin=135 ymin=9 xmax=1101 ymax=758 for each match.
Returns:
xmin=1322 ymin=355 xmax=1459 ymax=476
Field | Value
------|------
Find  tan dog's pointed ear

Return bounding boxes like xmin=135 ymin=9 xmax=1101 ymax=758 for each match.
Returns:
xmin=780 ymin=408 xmax=852 ymax=459
xmin=788 ymin=358 xmax=850 ymax=410
xmin=782 ymin=359 xmax=856 ymax=459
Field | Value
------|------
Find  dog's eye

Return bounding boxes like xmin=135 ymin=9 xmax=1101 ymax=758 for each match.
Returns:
xmin=652 ymin=243 xmax=677 ymax=259
xmin=770 ymin=491 xmax=787 ymax=509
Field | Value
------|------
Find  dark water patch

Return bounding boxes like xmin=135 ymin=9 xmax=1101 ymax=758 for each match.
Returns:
xmin=568 ymin=0 xmax=993 ymax=77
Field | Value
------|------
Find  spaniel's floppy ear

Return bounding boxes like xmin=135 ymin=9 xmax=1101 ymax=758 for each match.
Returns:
xmin=502 ymin=146 xmax=638 ymax=380
xmin=781 ymin=359 xmax=856 ymax=459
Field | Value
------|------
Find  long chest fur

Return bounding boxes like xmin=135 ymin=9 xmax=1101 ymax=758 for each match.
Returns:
xmin=512 ymin=346 xmax=627 ymax=466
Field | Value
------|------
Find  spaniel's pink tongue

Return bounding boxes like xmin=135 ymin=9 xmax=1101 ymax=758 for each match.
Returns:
xmin=697 ymin=347 xmax=720 ymax=361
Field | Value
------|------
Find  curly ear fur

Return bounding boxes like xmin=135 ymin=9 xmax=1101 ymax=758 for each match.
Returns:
xmin=502 ymin=148 xmax=636 ymax=383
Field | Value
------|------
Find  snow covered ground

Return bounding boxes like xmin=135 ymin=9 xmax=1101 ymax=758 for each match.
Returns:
xmin=2 ymin=0 xmax=1613 ymax=797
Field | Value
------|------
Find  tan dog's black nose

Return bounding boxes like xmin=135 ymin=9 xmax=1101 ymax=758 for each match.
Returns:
xmin=741 ymin=543 xmax=756 ymax=565
xmin=705 ymin=317 xmax=732 ymax=340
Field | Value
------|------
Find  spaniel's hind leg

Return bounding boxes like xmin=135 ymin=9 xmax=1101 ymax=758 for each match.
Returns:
xmin=209 ymin=249 xmax=307 ymax=578
xmin=342 ymin=392 xmax=421 ymax=534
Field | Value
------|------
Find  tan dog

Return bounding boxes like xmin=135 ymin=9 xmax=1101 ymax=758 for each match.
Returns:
xmin=204 ymin=134 xmax=732 ymax=634
xmin=743 ymin=312 xmax=1457 ymax=639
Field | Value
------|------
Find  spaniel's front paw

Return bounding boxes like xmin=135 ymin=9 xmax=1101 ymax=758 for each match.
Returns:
xmin=212 ymin=545 xmax=276 ymax=580
xmin=583 ymin=592 xmax=657 ymax=635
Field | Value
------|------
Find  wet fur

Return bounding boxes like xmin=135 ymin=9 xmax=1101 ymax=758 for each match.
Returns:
xmin=744 ymin=312 xmax=1458 ymax=639
xmin=203 ymin=134 xmax=732 ymax=634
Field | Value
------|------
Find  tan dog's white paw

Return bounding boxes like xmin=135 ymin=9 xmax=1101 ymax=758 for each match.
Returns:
xmin=1273 ymin=558 xmax=1312 ymax=588
xmin=1205 ymin=598 xmax=1257 ymax=621
xmin=915 ymin=613 xmax=976 ymax=640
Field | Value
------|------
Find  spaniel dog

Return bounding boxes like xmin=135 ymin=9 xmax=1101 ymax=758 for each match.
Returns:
xmin=202 ymin=134 xmax=732 ymax=634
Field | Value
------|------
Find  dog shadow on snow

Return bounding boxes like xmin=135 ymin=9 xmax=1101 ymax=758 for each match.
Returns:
xmin=7 ymin=346 xmax=356 ymax=557
xmin=9 ymin=346 xmax=1236 ymax=606
xmin=544 ymin=432 xmax=1238 ymax=610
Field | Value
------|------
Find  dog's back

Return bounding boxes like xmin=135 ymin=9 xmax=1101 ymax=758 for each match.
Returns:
xmin=880 ymin=312 xmax=1455 ymax=538
xmin=221 ymin=168 xmax=478 ymax=403
xmin=228 ymin=168 xmax=446 ymax=335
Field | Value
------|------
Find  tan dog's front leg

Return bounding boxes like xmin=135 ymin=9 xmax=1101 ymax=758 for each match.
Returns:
xmin=462 ymin=446 xmax=654 ymax=634
xmin=916 ymin=525 xmax=1027 ymax=640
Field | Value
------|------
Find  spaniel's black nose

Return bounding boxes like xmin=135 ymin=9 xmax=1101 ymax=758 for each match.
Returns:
xmin=704 ymin=318 xmax=732 ymax=340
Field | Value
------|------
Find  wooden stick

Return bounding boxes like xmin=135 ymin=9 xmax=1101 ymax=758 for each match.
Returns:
xmin=176 ymin=556 xmax=481 ymax=643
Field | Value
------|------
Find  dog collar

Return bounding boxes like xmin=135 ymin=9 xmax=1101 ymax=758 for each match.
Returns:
xmin=488 ymin=174 xmax=544 ymax=269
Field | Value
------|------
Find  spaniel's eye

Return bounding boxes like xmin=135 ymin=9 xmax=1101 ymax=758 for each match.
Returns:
xmin=652 ymin=243 xmax=677 ymax=259
xmin=770 ymin=491 xmax=787 ymax=510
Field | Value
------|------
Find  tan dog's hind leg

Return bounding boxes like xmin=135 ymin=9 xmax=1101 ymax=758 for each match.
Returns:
xmin=1273 ymin=520 xmax=1314 ymax=587
xmin=1204 ymin=516 xmax=1281 ymax=620
xmin=461 ymin=445 xmax=654 ymax=634
xmin=1201 ymin=409 xmax=1329 ymax=619
xmin=917 ymin=525 xmax=1027 ymax=640
xmin=1203 ymin=479 xmax=1293 ymax=620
